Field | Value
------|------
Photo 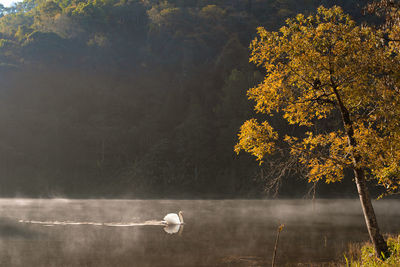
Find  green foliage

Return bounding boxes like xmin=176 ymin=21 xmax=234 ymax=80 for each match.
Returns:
xmin=0 ymin=12 xmax=33 ymax=36
xmin=0 ymin=38 xmax=15 ymax=48
xmin=0 ymin=0 xmax=370 ymax=197
xmin=346 ymin=235 xmax=400 ymax=266
xmin=39 ymin=1 xmax=62 ymax=16
xmin=199 ymin=4 xmax=226 ymax=22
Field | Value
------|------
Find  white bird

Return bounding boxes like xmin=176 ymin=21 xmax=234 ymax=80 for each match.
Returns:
xmin=162 ymin=211 xmax=184 ymax=225
xmin=163 ymin=224 xmax=181 ymax=234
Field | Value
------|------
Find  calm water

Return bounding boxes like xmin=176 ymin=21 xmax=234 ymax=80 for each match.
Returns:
xmin=0 ymin=199 xmax=399 ymax=266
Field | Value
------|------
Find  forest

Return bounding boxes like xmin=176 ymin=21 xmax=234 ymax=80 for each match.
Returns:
xmin=0 ymin=0 xmax=381 ymax=198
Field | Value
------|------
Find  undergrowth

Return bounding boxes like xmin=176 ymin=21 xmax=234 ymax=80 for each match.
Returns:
xmin=344 ymin=235 xmax=400 ymax=266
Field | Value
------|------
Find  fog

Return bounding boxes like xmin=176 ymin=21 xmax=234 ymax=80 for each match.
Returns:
xmin=0 ymin=1 xmax=397 ymax=264
xmin=0 ymin=0 xmax=372 ymax=199
xmin=0 ymin=199 xmax=399 ymax=266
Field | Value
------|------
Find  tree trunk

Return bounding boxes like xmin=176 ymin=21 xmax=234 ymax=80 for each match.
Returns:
xmin=353 ymin=167 xmax=388 ymax=258
xmin=332 ymin=86 xmax=388 ymax=258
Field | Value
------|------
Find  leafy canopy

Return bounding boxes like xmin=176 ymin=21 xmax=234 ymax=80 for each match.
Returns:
xmin=235 ymin=6 xmax=400 ymax=194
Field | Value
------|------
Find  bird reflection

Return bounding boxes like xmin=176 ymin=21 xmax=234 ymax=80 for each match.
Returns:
xmin=163 ymin=224 xmax=184 ymax=235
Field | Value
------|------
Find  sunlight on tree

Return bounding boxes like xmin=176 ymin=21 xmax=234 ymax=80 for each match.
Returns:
xmin=235 ymin=6 xmax=400 ymax=258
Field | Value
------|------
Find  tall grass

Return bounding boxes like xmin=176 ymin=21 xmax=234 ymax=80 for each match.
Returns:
xmin=345 ymin=235 xmax=400 ymax=266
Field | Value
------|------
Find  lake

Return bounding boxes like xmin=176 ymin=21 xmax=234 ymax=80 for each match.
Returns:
xmin=0 ymin=199 xmax=399 ymax=266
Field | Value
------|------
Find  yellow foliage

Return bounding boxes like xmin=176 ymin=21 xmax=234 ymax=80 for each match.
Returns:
xmin=234 ymin=119 xmax=278 ymax=163
xmin=236 ymin=6 xmax=400 ymax=193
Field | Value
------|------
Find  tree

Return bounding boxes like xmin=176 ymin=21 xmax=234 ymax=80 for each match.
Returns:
xmin=366 ymin=0 xmax=400 ymax=52
xmin=235 ymin=6 xmax=400 ymax=258
xmin=366 ymin=0 xmax=400 ymax=29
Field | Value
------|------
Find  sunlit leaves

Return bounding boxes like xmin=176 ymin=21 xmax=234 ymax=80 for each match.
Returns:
xmin=234 ymin=119 xmax=278 ymax=163
xmin=236 ymin=6 xmax=400 ymax=194
xmin=287 ymin=131 xmax=350 ymax=183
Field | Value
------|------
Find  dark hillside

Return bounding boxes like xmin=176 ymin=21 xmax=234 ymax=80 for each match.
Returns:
xmin=0 ymin=0 xmax=377 ymax=198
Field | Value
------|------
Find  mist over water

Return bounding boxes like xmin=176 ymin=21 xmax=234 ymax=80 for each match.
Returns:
xmin=0 ymin=199 xmax=399 ymax=266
